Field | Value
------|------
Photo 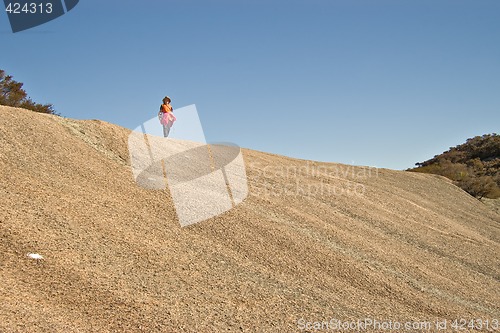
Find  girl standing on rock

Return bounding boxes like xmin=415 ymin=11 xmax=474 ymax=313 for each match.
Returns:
xmin=158 ymin=96 xmax=176 ymax=137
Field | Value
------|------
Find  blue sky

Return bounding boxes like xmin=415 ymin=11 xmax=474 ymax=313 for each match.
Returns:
xmin=2 ymin=0 xmax=499 ymax=170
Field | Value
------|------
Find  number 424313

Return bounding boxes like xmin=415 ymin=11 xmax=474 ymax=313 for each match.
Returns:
xmin=5 ymin=2 xmax=53 ymax=14
xmin=451 ymin=319 xmax=499 ymax=331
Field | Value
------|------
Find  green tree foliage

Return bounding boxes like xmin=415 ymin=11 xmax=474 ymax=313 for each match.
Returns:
xmin=410 ymin=134 xmax=500 ymax=199
xmin=0 ymin=69 xmax=56 ymax=114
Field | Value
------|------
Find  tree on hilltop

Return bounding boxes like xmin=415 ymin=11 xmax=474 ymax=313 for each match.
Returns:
xmin=0 ymin=69 xmax=56 ymax=114
xmin=410 ymin=134 xmax=500 ymax=199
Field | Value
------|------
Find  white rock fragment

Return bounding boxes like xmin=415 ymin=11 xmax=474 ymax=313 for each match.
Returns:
xmin=27 ymin=253 xmax=44 ymax=260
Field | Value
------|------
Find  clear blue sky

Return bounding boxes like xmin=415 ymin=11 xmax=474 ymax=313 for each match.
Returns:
xmin=2 ymin=0 xmax=499 ymax=170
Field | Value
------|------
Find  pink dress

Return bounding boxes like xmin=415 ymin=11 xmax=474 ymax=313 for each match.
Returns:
xmin=160 ymin=111 xmax=176 ymax=126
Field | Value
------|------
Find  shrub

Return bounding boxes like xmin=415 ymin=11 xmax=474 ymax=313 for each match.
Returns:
xmin=409 ymin=134 xmax=500 ymax=199
xmin=0 ymin=69 xmax=56 ymax=114
xmin=457 ymin=176 xmax=497 ymax=199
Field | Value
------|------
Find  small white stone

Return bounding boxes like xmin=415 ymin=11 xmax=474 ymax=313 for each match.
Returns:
xmin=27 ymin=253 xmax=44 ymax=260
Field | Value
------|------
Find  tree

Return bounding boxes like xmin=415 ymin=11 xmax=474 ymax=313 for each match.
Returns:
xmin=0 ymin=69 xmax=56 ymax=114
xmin=409 ymin=134 xmax=500 ymax=199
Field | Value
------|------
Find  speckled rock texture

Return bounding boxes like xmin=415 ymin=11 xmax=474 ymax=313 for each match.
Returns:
xmin=1 ymin=106 xmax=498 ymax=332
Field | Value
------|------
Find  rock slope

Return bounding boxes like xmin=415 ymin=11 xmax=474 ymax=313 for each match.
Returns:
xmin=0 ymin=106 xmax=498 ymax=332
